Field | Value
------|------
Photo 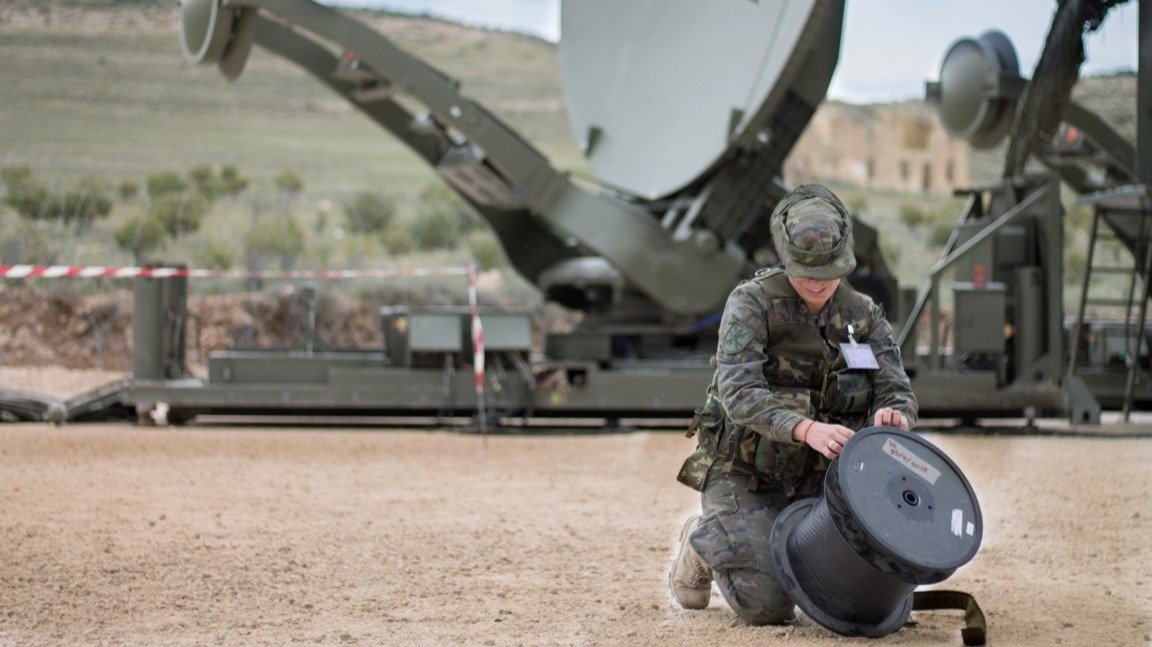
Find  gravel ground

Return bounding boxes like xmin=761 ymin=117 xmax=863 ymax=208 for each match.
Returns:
xmin=0 ymin=425 xmax=1148 ymax=646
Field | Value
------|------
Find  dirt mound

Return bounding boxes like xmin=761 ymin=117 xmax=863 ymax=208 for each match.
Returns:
xmin=0 ymin=283 xmax=575 ymax=372
xmin=188 ymin=287 xmax=388 ymax=362
xmin=0 ymin=286 xmax=131 ymax=370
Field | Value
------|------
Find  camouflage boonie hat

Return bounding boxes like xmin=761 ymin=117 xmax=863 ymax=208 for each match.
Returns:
xmin=769 ymin=184 xmax=856 ymax=280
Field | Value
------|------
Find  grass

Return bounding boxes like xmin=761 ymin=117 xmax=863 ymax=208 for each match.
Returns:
xmin=0 ymin=13 xmax=582 ymax=191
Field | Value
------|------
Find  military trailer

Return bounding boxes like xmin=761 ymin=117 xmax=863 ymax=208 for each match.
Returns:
xmin=118 ymin=0 xmax=1152 ymax=427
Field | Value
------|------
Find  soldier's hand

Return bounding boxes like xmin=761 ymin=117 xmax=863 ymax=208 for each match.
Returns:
xmin=873 ymin=408 xmax=909 ymax=430
xmin=797 ymin=421 xmax=855 ymax=460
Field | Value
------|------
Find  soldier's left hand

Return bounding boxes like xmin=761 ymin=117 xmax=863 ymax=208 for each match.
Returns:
xmin=873 ymin=408 xmax=909 ymax=430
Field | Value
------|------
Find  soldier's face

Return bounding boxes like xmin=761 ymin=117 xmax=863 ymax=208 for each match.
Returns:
xmin=788 ymin=275 xmax=840 ymax=313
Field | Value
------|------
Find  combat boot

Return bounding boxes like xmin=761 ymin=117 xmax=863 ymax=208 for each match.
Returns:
xmin=669 ymin=515 xmax=712 ymax=609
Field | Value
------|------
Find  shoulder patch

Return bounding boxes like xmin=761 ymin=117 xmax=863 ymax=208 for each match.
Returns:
xmin=720 ymin=321 xmax=755 ymax=355
xmin=752 ymin=267 xmax=787 ymax=282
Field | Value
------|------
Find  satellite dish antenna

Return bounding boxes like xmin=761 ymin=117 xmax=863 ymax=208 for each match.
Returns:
xmin=179 ymin=0 xmax=234 ymax=65
xmin=218 ymin=9 xmax=257 ymax=80
xmin=560 ymin=0 xmax=824 ymax=199
xmin=926 ymin=30 xmax=1024 ymax=149
xmin=179 ymin=0 xmax=255 ymax=80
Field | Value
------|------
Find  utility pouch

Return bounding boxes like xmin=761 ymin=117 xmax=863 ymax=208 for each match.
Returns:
xmin=753 ymin=438 xmax=805 ymax=496
xmin=677 ymin=446 xmax=713 ymax=491
xmin=698 ymin=396 xmax=726 ymax=455
xmin=676 ymin=396 xmax=725 ymax=491
xmin=822 ymin=368 xmax=871 ymax=417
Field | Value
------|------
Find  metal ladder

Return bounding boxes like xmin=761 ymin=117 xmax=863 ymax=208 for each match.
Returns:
xmin=1069 ymin=207 xmax=1152 ymax=421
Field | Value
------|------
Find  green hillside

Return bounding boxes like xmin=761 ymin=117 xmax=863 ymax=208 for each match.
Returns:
xmin=0 ymin=4 xmax=1139 ymax=303
xmin=0 ymin=6 xmax=580 ymax=191
xmin=0 ymin=5 xmax=579 ymax=285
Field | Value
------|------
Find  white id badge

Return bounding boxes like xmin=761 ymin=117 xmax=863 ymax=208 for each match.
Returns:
xmin=839 ymin=343 xmax=879 ymax=370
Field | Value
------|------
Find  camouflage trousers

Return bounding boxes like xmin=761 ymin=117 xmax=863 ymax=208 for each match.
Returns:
xmin=688 ymin=460 xmax=821 ymax=625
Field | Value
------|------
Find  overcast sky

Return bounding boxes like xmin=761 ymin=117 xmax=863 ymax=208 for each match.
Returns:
xmin=324 ymin=0 xmax=1139 ymax=103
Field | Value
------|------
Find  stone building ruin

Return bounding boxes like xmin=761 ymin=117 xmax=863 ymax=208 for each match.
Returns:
xmin=785 ymin=102 xmax=969 ymax=196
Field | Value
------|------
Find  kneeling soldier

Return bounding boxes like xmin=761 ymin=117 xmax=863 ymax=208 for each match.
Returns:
xmin=669 ymin=184 xmax=917 ymax=624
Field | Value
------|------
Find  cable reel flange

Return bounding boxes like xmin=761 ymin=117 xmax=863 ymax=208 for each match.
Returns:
xmin=770 ymin=426 xmax=983 ymax=638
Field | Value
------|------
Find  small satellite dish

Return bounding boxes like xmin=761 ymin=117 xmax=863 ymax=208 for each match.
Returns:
xmin=219 ymin=8 xmax=257 ymax=80
xmin=928 ymin=30 xmax=1023 ymax=149
xmin=560 ymin=0 xmax=821 ymax=199
xmin=179 ymin=0 xmax=234 ymax=66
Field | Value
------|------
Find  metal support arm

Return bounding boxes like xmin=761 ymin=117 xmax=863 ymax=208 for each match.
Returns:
xmin=928 ymin=185 xmax=1048 ymax=277
xmin=897 ymin=185 xmax=1048 ymax=349
xmin=204 ymin=0 xmax=745 ymax=314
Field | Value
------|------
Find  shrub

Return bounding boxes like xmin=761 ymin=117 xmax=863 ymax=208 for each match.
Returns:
xmin=343 ymin=191 xmax=396 ymax=234
xmin=380 ymin=226 xmax=414 ymax=255
xmin=0 ymin=220 xmax=56 ymax=264
xmin=5 ymin=181 xmax=52 ymax=220
xmin=189 ymin=164 xmax=222 ymax=200
xmin=3 ymin=172 xmax=112 ymax=230
xmin=244 ymin=217 xmax=305 ymax=269
xmin=193 ymin=240 xmax=235 ymax=270
xmin=114 ymin=214 xmax=166 ymax=261
xmin=2 ymin=166 xmax=47 ymax=219
xmin=339 ymin=234 xmax=379 ymax=269
xmin=467 ymin=231 xmax=505 ymax=271
xmin=275 ymin=170 xmax=304 ymax=196
xmin=117 ymin=179 xmax=140 ymax=201
xmin=146 ymin=171 xmax=189 ymax=198
xmin=9 ymin=176 xmax=112 ymax=230
xmin=150 ymin=193 xmax=209 ymax=238
xmin=0 ymin=165 xmax=34 ymax=191
xmin=419 ymin=182 xmax=478 ymax=232
xmin=219 ymin=165 xmax=249 ymax=197
xmin=60 ymin=175 xmax=113 ymax=231
xmin=898 ymin=203 xmax=929 ymax=229
xmin=409 ymin=205 xmax=461 ymax=250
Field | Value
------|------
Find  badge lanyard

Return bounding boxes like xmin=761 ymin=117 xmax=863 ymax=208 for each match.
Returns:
xmin=840 ymin=324 xmax=879 ymax=370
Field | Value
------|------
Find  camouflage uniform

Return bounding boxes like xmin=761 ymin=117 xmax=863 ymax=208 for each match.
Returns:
xmin=675 ymin=185 xmax=917 ymax=625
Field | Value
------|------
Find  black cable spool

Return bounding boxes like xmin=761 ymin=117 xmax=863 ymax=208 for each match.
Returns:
xmin=770 ymin=426 xmax=983 ymax=638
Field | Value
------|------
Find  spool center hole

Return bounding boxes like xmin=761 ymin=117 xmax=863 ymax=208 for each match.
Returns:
xmin=902 ymin=489 xmax=920 ymax=507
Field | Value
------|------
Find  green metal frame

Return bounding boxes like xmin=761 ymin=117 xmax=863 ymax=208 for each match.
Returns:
xmin=223 ymin=3 xmax=744 ymax=315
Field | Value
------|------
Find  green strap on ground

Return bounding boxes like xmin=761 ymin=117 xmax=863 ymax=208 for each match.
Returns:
xmin=912 ymin=590 xmax=987 ymax=646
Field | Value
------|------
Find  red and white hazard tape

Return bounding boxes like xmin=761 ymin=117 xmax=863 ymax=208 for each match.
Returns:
xmin=0 ymin=262 xmax=489 ymax=429
xmin=466 ymin=264 xmax=487 ymax=433
xmin=0 ymin=264 xmax=469 ymax=279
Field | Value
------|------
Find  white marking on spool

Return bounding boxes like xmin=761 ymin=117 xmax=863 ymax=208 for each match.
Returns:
xmin=882 ymin=438 xmax=942 ymax=484
xmin=951 ymin=509 xmax=963 ymax=537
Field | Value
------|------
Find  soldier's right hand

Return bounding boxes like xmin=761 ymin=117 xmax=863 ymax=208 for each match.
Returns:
xmin=794 ymin=420 xmax=855 ymax=460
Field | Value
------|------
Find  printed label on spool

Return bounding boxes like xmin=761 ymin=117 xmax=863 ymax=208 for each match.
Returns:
xmin=882 ymin=438 xmax=941 ymax=484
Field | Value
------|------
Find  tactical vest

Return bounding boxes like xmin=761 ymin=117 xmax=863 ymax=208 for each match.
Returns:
xmin=679 ymin=269 xmax=876 ymax=495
